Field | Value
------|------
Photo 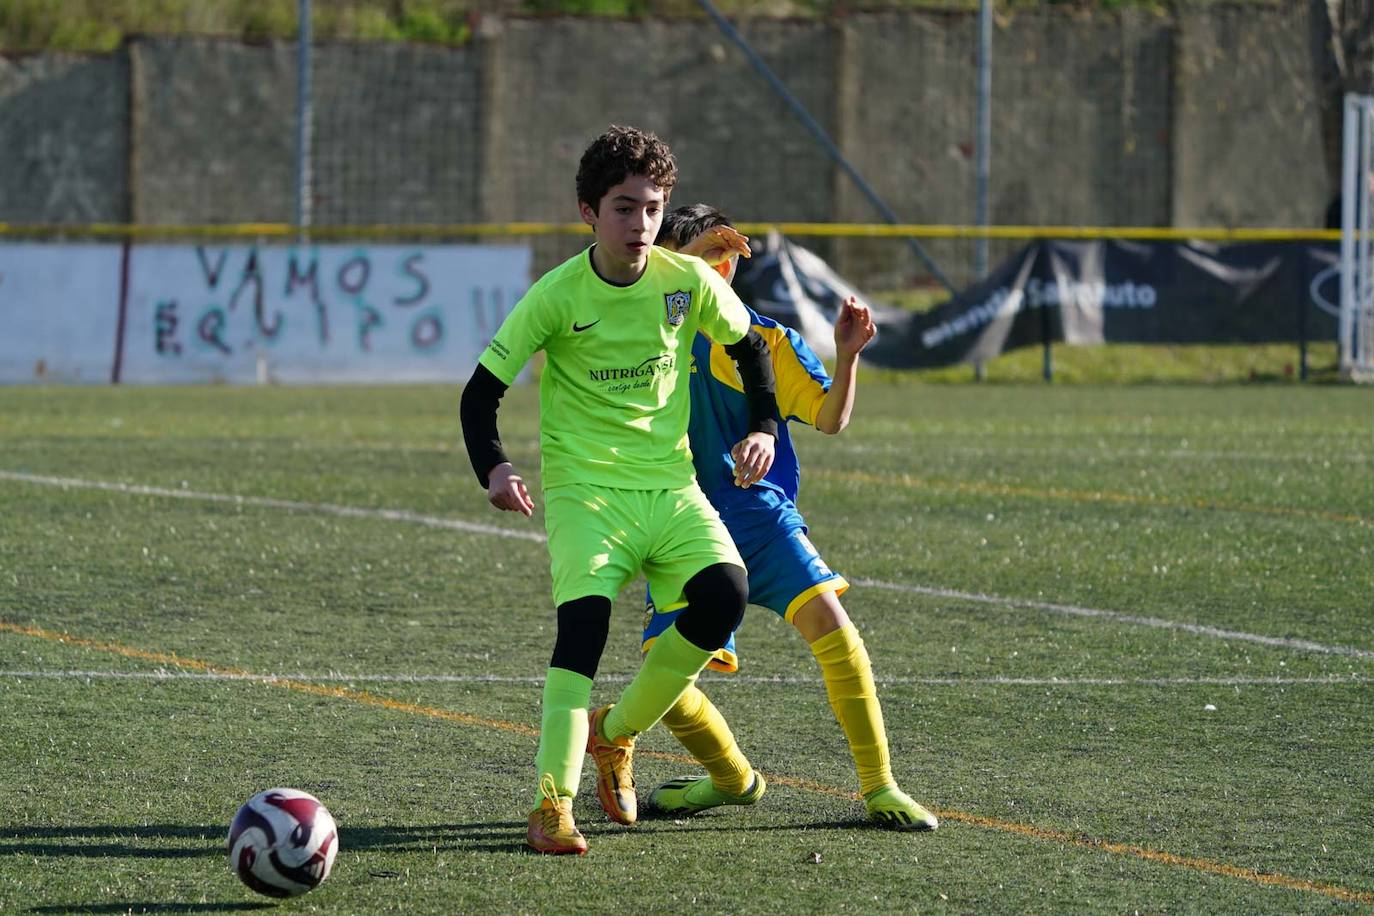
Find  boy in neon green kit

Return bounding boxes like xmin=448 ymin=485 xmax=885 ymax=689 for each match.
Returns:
xmin=459 ymin=126 xmax=781 ymax=855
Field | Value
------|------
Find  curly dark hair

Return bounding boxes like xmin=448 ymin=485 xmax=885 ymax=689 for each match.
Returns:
xmin=655 ymin=203 xmax=732 ymax=249
xmin=576 ymin=125 xmax=678 ymax=212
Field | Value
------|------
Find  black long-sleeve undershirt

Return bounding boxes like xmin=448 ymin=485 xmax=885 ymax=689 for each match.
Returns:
xmin=725 ymin=328 xmax=779 ymax=440
xmin=459 ymin=363 xmax=511 ymax=488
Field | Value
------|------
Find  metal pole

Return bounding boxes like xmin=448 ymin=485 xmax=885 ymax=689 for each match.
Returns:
xmin=973 ymin=0 xmax=992 ymax=381
xmin=695 ymin=0 xmax=956 ymax=294
xmin=1299 ymin=297 xmax=1309 ymax=382
xmin=295 ymin=0 xmax=314 ymax=235
xmin=1361 ymin=101 xmax=1374 ymax=373
xmin=1040 ymin=286 xmax=1053 ymax=383
xmin=1340 ymin=93 xmax=1357 ymax=374
xmin=975 ymin=0 xmax=991 ymax=281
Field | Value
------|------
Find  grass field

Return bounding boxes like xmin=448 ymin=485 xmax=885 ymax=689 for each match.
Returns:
xmin=2 ymin=380 xmax=1372 ymax=913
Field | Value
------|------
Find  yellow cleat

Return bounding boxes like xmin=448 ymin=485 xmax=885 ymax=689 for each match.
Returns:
xmin=586 ymin=705 xmax=637 ymax=825
xmin=864 ymin=785 xmax=939 ymax=831
xmin=650 ymin=770 xmax=766 ymax=815
xmin=527 ymin=773 xmax=588 ymax=855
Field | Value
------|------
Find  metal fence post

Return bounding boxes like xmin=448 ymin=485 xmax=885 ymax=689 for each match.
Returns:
xmin=295 ymin=0 xmax=313 ymax=237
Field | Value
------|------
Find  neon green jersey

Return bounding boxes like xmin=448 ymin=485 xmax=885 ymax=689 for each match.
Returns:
xmin=479 ymin=246 xmax=751 ymax=490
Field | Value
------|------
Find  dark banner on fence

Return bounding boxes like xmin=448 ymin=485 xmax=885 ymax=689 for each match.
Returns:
xmin=734 ymin=233 xmax=1342 ymax=369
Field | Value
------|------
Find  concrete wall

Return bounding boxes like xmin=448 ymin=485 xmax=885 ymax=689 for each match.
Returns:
xmin=1172 ymin=4 xmax=1328 ymax=229
xmin=0 ymin=6 xmax=1337 ymax=286
xmin=312 ymin=41 xmax=483 ymax=225
xmin=0 ymin=52 xmax=128 ymax=222
xmin=832 ymin=9 xmax=1180 ymax=286
xmin=131 ymin=39 xmax=298 ymax=224
xmin=480 ymin=17 xmax=839 ymax=268
xmin=129 ymin=39 xmax=486 ymax=225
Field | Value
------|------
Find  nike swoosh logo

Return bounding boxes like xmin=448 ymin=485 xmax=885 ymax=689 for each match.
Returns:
xmin=572 ymin=319 xmax=601 ymax=333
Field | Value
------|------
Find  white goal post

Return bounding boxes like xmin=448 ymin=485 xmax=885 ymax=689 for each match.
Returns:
xmin=1340 ymin=93 xmax=1374 ymax=381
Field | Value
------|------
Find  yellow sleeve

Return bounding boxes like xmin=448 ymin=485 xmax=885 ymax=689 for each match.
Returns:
xmin=704 ymin=324 xmax=830 ymax=425
xmin=764 ymin=327 xmax=829 ymax=425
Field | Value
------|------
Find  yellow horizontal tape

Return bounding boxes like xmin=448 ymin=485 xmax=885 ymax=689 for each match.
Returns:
xmin=0 ymin=221 xmax=1345 ymax=242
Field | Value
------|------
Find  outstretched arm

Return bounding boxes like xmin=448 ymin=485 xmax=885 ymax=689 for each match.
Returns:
xmin=723 ymin=329 xmax=779 ymax=488
xmin=815 ymin=297 xmax=876 ymax=435
xmin=459 ymin=364 xmax=535 ymax=516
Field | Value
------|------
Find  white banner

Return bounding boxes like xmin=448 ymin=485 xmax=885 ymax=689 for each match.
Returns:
xmin=0 ymin=242 xmax=531 ymax=384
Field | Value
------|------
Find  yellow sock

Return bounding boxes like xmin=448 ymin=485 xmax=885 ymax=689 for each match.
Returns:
xmin=662 ymin=685 xmax=753 ymax=796
xmin=810 ymin=623 xmax=892 ymax=795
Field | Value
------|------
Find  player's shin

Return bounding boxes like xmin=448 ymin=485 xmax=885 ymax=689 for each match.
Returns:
xmin=662 ymin=685 xmax=753 ymax=796
xmin=604 ymin=624 xmax=713 ymax=742
xmin=605 ymin=563 xmax=746 ymax=742
xmin=533 ymin=667 xmax=593 ymax=804
xmin=809 ymin=623 xmax=893 ymax=795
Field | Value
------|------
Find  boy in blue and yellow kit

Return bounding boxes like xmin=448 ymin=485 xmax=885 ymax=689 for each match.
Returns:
xmin=642 ymin=204 xmax=939 ymax=830
xmin=460 ymin=130 xmax=782 ymax=854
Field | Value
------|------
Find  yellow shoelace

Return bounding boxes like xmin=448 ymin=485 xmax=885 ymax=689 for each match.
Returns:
xmin=538 ymin=772 xmax=561 ymax=809
xmin=534 ymin=773 xmax=583 ymax=847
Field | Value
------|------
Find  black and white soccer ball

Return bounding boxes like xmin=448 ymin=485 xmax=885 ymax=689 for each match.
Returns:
xmin=227 ymin=788 xmax=338 ymax=898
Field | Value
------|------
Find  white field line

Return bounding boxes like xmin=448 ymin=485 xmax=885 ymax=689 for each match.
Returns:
xmin=830 ymin=441 xmax=1374 ymax=466
xmin=10 ymin=435 xmax=1369 ymax=466
xmin=3 ymin=669 xmax=1371 ymax=687
xmin=4 ymin=470 xmax=1371 ymax=661
xmin=854 ymin=579 xmax=1374 ymax=660
xmin=0 ymin=470 xmax=544 ymax=542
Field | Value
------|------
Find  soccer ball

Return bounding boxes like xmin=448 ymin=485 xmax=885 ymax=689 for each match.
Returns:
xmin=227 ymin=788 xmax=338 ymax=898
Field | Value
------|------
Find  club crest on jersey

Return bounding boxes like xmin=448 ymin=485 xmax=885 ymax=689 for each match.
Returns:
xmin=664 ymin=290 xmax=691 ymax=326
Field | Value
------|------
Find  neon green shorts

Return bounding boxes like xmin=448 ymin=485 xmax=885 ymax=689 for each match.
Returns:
xmin=543 ymin=482 xmax=743 ymax=609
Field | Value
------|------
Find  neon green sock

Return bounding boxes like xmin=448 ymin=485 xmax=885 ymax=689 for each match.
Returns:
xmin=662 ymin=685 xmax=753 ymax=796
xmin=811 ymin=623 xmax=893 ymax=795
xmin=533 ymin=667 xmax=593 ymax=806
xmin=604 ymin=624 xmax=711 ymax=743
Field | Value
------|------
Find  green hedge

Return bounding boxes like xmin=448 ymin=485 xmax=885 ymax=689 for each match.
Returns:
xmin=1 ymin=0 xmax=1278 ymax=52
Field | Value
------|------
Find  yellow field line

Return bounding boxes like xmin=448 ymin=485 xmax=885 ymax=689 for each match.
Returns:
xmin=741 ymin=224 xmax=1346 ymax=243
xmin=0 ymin=221 xmax=1345 ymax=242
xmin=0 ymin=621 xmax=536 ymax=738
xmin=3 ymin=619 xmax=1371 ymax=906
xmin=937 ymin=811 xmax=1374 ymax=904
xmin=0 ymin=222 xmax=585 ymax=241
xmin=815 ymin=468 xmax=1370 ymax=527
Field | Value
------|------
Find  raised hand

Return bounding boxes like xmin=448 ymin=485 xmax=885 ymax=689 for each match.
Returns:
xmin=833 ymin=296 xmax=876 ymax=360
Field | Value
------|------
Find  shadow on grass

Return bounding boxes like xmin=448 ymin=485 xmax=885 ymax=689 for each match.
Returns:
xmin=3 ymin=816 xmax=866 ymax=863
xmin=343 ymin=816 xmax=865 ymax=854
xmin=0 ymin=825 xmax=223 ymax=859
xmin=634 ymin=812 xmax=864 ymax=833
xmin=345 ymin=821 xmax=528 ymax=855
xmin=0 ymin=822 xmax=530 ymax=858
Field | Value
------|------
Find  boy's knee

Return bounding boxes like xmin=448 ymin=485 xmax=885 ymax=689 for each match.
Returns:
xmin=550 ymin=595 xmax=612 ymax=679
xmin=792 ymin=592 xmax=851 ymax=644
xmin=675 ymin=563 xmax=748 ymax=651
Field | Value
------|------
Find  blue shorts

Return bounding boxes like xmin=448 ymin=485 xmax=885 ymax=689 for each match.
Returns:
xmin=642 ymin=524 xmax=848 ymax=672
